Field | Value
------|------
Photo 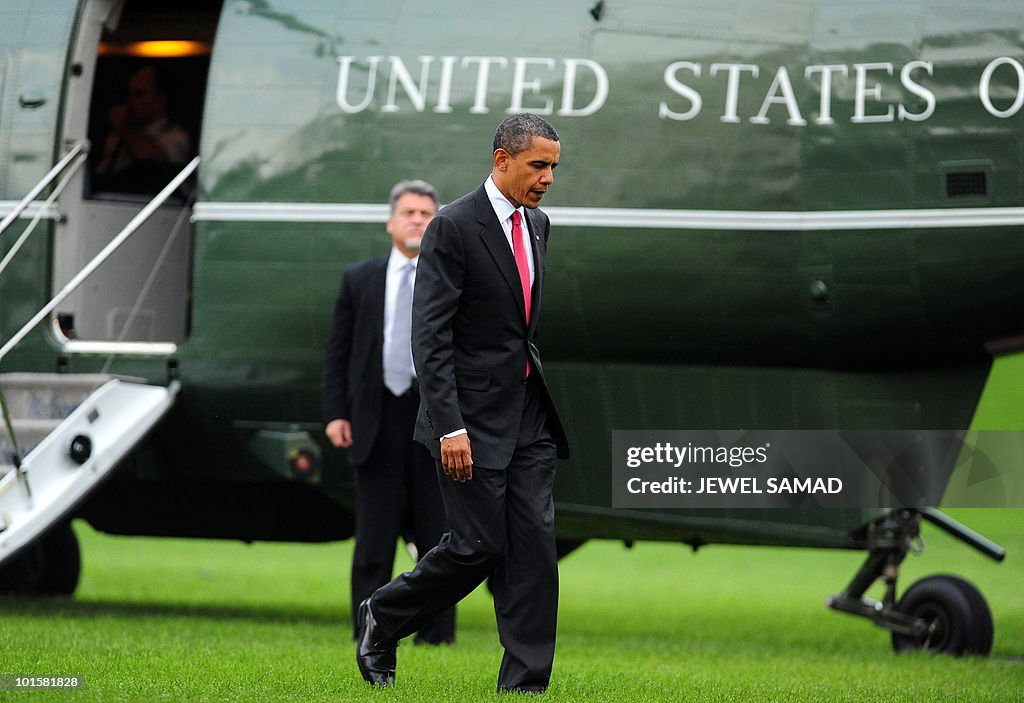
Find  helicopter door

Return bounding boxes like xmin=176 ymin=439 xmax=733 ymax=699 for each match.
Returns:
xmin=55 ymin=0 xmax=221 ymax=347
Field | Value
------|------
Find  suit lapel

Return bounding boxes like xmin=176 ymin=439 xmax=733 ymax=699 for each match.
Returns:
xmin=369 ymin=258 xmax=387 ymax=363
xmin=525 ymin=208 xmax=544 ymax=336
xmin=474 ymin=185 xmax=528 ymax=324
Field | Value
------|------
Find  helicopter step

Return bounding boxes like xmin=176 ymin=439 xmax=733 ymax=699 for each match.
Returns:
xmin=0 ymin=419 xmax=61 ymax=476
xmin=0 ymin=373 xmax=178 ymax=594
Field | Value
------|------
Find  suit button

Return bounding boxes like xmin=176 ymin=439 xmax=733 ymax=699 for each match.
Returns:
xmin=521 ymin=377 xmax=528 ymax=385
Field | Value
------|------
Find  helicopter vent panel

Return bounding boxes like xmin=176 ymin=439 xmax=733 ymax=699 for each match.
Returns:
xmin=946 ymin=172 xmax=987 ymax=198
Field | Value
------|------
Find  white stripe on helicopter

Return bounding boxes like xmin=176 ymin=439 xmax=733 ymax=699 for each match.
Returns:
xmin=5 ymin=200 xmax=1024 ymax=231
xmin=191 ymin=202 xmax=1024 ymax=231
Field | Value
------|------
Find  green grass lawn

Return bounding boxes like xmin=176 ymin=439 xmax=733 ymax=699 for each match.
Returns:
xmin=1 ymin=509 xmax=1021 ymax=702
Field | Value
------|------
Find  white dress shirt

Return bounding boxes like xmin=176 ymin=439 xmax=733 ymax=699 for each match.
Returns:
xmin=383 ymin=246 xmax=417 ymax=381
xmin=484 ymin=175 xmax=535 ymax=287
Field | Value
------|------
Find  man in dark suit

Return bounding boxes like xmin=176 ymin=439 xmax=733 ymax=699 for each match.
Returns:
xmin=355 ymin=114 xmax=570 ymax=693
xmin=323 ymin=179 xmax=455 ymax=646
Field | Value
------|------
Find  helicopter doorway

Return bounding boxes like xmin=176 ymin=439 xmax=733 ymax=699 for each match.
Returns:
xmin=55 ymin=0 xmax=221 ymax=348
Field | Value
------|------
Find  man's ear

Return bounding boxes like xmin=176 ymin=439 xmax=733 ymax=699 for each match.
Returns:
xmin=493 ymin=148 xmax=511 ymax=172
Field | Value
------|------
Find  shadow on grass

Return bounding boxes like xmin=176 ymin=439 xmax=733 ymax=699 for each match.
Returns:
xmin=0 ymin=595 xmax=348 ymax=627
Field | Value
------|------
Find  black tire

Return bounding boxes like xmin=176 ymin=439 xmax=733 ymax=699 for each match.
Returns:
xmin=891 ymin=574 xmax=993 ymax=656
xmin=0 ymin=521 xmax=81 ymax=597
xmin=0 ymin=536 xmax=47 ymax=595
xmin=37 ymin=521 xmax=82 ymax=596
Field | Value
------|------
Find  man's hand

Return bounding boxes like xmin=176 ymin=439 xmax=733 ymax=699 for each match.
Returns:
xmin=325 ymin=419 xmax=353 ymax=448
xmin=440 ymin=434 xmax=473 ymax=481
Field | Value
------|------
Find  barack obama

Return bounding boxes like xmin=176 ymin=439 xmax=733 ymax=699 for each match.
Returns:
xmin=356 ymin=114 xmax=570 ymax=693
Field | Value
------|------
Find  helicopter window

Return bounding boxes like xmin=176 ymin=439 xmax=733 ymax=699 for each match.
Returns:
xmin=85 ymin=0 xmax=219 ymax=202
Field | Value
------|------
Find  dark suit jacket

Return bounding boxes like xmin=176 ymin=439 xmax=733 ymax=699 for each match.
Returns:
xmin=412 ymin=183 xmax=569 ymax=469
xmin=322 ymin=256 xmax=388 ymax=467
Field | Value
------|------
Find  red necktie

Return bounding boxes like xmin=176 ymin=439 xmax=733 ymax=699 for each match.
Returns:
xmin=511 ymin=210 xmax=531 ymax=376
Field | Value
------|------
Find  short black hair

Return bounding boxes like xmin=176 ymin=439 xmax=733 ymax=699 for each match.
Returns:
xmin=492 ymin=114 xmax=559 ymax=156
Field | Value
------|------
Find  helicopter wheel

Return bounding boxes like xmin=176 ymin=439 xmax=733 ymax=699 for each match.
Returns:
xmin=0 ymin=521 xmax=81 ymax=597
xmin=891 ymin=575 xmax=993 ymax=656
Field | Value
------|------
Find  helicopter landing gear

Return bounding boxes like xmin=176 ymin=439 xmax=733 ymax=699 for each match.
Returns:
xmin=890 ymin=575 xmax=993 ymax=655
xmin=0 ymin=520 xmax=81 ymax=597
xmin=826 ymin=508 xmax=1002 ymax=657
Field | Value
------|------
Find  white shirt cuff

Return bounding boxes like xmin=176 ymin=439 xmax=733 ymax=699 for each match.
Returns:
xmin=441 ymin=428 xmax=468 ymax=441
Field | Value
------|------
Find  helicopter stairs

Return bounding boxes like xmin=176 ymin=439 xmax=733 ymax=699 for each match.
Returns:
xmin=0 ymin=373 xmax=178 ymax=573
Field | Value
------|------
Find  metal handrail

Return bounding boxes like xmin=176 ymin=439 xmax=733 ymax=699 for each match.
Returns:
xmin=0 ymin=151 xmax=88 ymax=279
xmin=0 ymin=142 xmax=87 ymax=488
xmin=0 ymin=156 xmax=200 ymax=365
xmin=0 ymin=141 xmax=88 ymax=240
xmin=0 ymin=380 xmax=29 ymax=499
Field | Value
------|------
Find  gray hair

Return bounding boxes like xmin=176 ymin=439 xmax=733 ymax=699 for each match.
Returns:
xmin=492 ymin=114 xmax=559 ymax=156
xmin=388 ymin=179 xmax=439 ymax=214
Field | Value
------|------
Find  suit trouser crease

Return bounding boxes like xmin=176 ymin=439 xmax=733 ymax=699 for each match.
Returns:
xmin=371 ymin=381 xmax=557 ymax=690
xmin=351 ymin=390 xmax=454 ymax=641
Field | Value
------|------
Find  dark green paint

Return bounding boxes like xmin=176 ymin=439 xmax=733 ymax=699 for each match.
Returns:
xmin=1 ymin=1 xmax=1022 ymax=548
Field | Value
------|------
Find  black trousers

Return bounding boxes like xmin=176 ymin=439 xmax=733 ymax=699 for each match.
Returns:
xmin=371 ymin=379 xmax=558 ymax=692
xmin=351 ymin=389 xmax=455 ymax=643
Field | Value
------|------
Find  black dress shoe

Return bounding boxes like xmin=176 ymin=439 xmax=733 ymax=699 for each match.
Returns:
xmin=355 ymin=598 xmax=397 ymax=686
